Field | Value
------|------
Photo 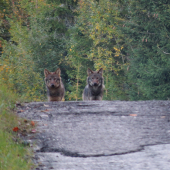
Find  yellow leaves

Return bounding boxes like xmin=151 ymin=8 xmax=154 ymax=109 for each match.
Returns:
xmin=113 ymin=47 xmax=122 ymax=57
xmin=0 ymin=65 xmax=10 ymax=72
xmin=0 ymin=52 xmax=44 ymax=101
xmin=96 ymin=23 xmax=99 ymax=30
xmin=90 ymin=34 xmax=95 ymax=40
xmin=0 ymin=65 xmax=4 ymax=71
xmin=113 ymin=47 xmax=120 ymax=52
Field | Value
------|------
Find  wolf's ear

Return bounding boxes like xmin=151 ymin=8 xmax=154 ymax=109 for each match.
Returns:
xmin=55 ymin=68 xmax=61 ymax=77
xmin=87 ymin=68 xmax=93 ymax=76
xmin=44 ymin=69 xmax=50 ymax=77
xmin=97 ymin=68 xmax=103 ymax=75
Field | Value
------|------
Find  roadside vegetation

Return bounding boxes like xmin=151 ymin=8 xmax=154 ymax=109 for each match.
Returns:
xmin=1 ymin=0 xmax=170 ymax=101
xmin=0 ymin=83 xmax=34 ymax=170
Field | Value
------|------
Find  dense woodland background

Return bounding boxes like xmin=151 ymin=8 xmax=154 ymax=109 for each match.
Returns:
xmin=0 ymin=0 xmax=170 ymax=101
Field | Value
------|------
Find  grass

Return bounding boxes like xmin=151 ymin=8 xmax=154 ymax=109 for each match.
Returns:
xmin=0 ymin=85 xmax=34 ymax=170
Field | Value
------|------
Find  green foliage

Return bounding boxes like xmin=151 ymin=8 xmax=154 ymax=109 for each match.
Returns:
xmin=1 ymin=0 xmax=170 ymax=104
xmin=66 ymin=26 xmax=94 ymax=100
xmin=122 ymin=0 xmax=170 ymax=100
xmin=67 ymin=0 xmax=128 ymax=100
xmin=1 ymin=39 xmax=45 ymax=101
xmin=0 ymin=131 xmax=33 ymax=170
xmin=0 ymin=0 xmax=77 ymax=101
xmin=0 ymin=0 xmax=45 ymax=101
xmin=0 ymin=83 xmax=33 ymax=170
xmin=19 ymin=0 xmax=77 ymax=100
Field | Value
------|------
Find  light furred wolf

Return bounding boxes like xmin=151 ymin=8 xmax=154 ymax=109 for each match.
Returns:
xmin=44 ymin=68 xmax=65 ymax=101
xmin=82 ymin=68 xmax=105 ymax=101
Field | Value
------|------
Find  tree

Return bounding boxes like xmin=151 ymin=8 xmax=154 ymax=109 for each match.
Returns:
xmin=66 ymin=27 xmax=94 ymax=100
xmin=20 ymin=0 xmax=78 ymax=100
xmin=68 ymin=0 xmax=129 ymax=100
xmin=122 ymin=0 xmax=170 ymax=100
xmin=0 ymin=0 xmax=78 ymax=101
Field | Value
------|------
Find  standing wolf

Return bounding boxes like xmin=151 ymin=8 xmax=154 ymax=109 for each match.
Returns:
xmin=82 ymin=68 xmax=105 ymax=101
xmin=44 ymin=68 xmax=65 ymax=101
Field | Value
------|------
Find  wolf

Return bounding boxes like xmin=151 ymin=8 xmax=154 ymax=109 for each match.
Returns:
xmin=44 ymin=68 xmax=65 ymax=101
xmin=82 ymin=68 xmax=105 ymax=101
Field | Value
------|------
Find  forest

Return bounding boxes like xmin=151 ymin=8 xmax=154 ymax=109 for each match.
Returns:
xmin=1 ymin=0 xmax=170 ymax=101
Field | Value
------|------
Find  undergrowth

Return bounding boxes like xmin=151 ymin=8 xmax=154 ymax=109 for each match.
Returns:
xmin=0 ymin=84 xmax=34 ymax=170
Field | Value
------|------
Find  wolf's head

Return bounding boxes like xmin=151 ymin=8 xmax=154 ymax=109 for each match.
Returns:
xmin=87 ymin=68 xmax=103 ymax=88
xmin=44 ymin=68 xmax=61 ymax=89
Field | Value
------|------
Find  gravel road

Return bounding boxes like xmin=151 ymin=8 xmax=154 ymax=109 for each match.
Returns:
xmin=17 ymin=100 xmax=170 ymax=170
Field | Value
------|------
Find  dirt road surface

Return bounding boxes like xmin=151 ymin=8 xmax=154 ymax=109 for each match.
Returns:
xmin=17 ymin=100 xmax=170 ymax=170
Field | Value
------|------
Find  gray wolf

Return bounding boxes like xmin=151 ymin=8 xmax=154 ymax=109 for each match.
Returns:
xmin=44 ymin=68 xmax=65 ymax=101
xmin=82 ymin=68 xmax=104 ymax=101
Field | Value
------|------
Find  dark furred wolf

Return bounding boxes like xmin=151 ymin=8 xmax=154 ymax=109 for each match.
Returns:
xmin=82 ymin=68 xmax=105 ymax=101
xmin=44 ymin=68 xmax=65 ymax=101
